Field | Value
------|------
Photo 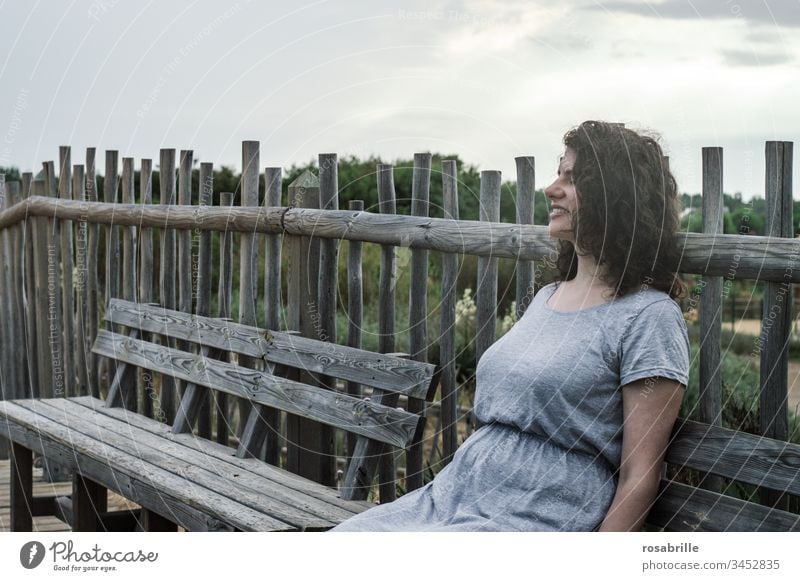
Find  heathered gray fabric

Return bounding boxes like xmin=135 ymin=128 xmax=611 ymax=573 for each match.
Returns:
xmin=329 ymin=281 xmax=690 ymax=532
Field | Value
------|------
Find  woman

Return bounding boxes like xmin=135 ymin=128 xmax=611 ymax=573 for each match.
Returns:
xmin=330 ymin=120 xmax=690 ymax=532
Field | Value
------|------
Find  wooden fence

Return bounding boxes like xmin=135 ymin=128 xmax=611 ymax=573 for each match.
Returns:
xmin=0 ymin=140 xmax=797 ymax=510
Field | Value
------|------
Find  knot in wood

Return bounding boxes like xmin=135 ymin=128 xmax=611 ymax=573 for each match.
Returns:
xmin=192 ymin=357 xmax=206 ymax=374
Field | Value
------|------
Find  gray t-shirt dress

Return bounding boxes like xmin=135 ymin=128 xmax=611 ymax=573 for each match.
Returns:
xmin=330 ymin=281 xmax=691 ymax=531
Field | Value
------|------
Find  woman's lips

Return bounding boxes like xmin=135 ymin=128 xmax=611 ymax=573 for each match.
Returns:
xmin=549 ymin=209 xmax=570 ymax=219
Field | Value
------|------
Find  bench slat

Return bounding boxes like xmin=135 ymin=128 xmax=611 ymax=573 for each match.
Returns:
xmin=0 ymin=400 xmax=290 ymax=531
xmin=666 ymin=419 xmax=800 ymax=496
xmin=31 ymin=398 xmax=348 ymax=529
xmin=92 ymin=329 xmax=420 ymax=449
xmin=647 ymin=479 xmax=800 ymax=532
xmin=106 ymin=298 xmax=437 ymax=400
xmin=69 ymin=395 xmax=374 ymax=514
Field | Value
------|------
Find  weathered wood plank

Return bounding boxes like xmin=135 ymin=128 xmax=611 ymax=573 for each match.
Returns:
xmin=237 ymin=141 xmax=261 ymax=448
xmin=666 ymin=418 xmax=800 ymax=495
xmin=53 ymin=399 xmax=358 ymax=524
xmin=759 ymin=141 xmax=794 ymax=510
xmin=31 ymin=399 xmax=341 ymax=529
xmin=102 ymin=151 xmax=120 ymax=390
xmin=85 ymin=149 xmax=100 ymax=398
xmin=5 ymin=195 xmax=800 ymax=283
xmin=315 ymin=153 xmax=339 ymax=482
xmin=69 ymin=395 xmax=374 ymax=513
xmin=284 ymin=171 xmax=326 ymax=484
xmin=20 ymin=173 xmax=39 ymax=400
xmin=440 ymin=159 xmax=459 ymax=465
xmin=9 ymin=441 xmax=32 ymax=531
xmin=0 ymin=400 xmax=290 ymax=531
xmin=0 ymin=175 xmax=14 ymax=410
xmin=647 ymin=479 xmax=800 ymax=532
xmin=44 ymin=161 xmax=66 ymax=400
xmin=72 ymin=473 xmax=106 ymax=531
xmin=31 ymin=178 xmax=51 ymax=399
xmin=91 ymin=330 xmax=419 ymax=449
xmin=138 ymin=158 xmax=154 ymax=419
xmin=106 ymin=299 xmax=436 ymax=399
xmin=59 ymin=147 xmax=77 ymax=398
xmin=699 ymin=146 xmax=724 ymax=494
xmin=196 ymin=162 xmax=214 ymax=439
xmin=158 ymin=149 xmax=178 ymax=424
xmin=345 ymin=199 xmax=364 ymax=459
xmin=514 ymin=156 xmax=535 ymax=318
xmin=474 ymin=170 xmax=501 ymax=433
xmin=73 ymin=165 xmax=91 ymax=397
xmin=406 ymin=152 xmax=431 ymax=493
xmin=216 ymin=192 xmax=235 ymax=445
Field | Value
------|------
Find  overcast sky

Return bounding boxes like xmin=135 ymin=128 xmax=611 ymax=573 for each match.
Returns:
xmin=0 ymin=0 xmax=798 ymax=203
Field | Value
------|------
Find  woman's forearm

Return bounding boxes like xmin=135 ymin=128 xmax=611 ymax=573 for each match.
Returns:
xmin=597 ymin=474 xmax=660 ymax=532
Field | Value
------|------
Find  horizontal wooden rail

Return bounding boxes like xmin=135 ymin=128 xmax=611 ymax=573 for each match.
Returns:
xmin=0 ymin=196 xmax=798 ymax=282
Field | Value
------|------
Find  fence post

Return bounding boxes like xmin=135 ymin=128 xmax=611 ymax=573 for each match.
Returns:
xmin=85 ymin=148 xmax=100 ymax=398
xmin=474 ymin=170 xmax=502 ymax=433
xmin=196 ymin=162 xmax=214 ymax=439
xmin=159 ymin=148 xmax=178 ymax=423
xmin=315 ymin=153 xmax=339 ymax=481
xmin=102 ymin=151 xmax=120 ymax=393
xmin=285 ymin=169 xmax=326 ymax=482
xmin=21 ymin=173 xmax=39 ymax=400
xmin=345 ymin=199 xmax=364 ymax=461
xmin=407 ymin=152 xmax=432 ymax=493
xmin=439 ymin=159 xmax=459 ymax=466
xmin=0 ymin=175 xmax=9 ymax=460
xmin=139 ymin=159 xmax=154 ymax=419
xmin=699 ymin=146 xmax=724 ymax=494
xmin=58 ymin=147 xmax=76 ymax=397
xmin=515 ymin=156 xmax=535 ymax=318
xmin=216 ymin=192 xmax=235 ymax=446
xmin=759 ymin=141 xmax=794 ymax=510
xmin=73 ymin=164 xmax=91 ymax=397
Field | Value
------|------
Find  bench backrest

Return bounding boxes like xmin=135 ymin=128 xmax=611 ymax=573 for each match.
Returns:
xmin=647 ymin=418 xmax=800 ymax=531
xmin=93 ymin=299 xmax=439 ymax=501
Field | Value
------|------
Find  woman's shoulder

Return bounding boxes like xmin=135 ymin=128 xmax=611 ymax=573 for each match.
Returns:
xmin=617 ymin=286 xmax=686 ymax=330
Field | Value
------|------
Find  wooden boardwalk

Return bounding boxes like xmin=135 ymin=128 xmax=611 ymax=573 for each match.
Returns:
xmin=0 ymin=458 xmax=142 ymax=532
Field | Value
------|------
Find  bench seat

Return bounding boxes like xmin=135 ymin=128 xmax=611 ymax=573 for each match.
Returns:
xmin=1 ymin=396 xmax=375 ymax=531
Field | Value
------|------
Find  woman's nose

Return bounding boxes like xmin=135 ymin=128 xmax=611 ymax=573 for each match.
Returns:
xmin=544 ymin=180 xmax=559 ymax=199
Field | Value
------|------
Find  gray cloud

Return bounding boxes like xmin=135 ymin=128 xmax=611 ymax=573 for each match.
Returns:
xmin=721 ymin=49 xmax=794 ymax=66
xmin=587 ymin=0 xmax=800 ymax=28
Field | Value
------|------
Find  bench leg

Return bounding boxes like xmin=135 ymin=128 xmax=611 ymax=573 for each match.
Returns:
xmin=72 ymin=473 xmax=107 ymax=531
xmin=141 ymin=508 xmax=178 ymax=532
xmin=10 ymin=442 xmax=33 ymax=531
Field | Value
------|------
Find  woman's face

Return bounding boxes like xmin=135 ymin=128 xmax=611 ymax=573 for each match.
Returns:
xmin=544 ymin=147 xmax=578 ymax=242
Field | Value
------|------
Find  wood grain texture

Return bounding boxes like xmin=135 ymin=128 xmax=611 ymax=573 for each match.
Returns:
xmin=33 ymin=398 xmax=341 ymax=529
xmin=69 ymin=395 xmax=374 ymax=514
xmin=0 ymin=400 xmax=287 ymax=531
xmin=3 ymin=196 xmax=800 ymax=282
xmin=406 ymin=152 xmax=431 ymax=493
xmin=699 ymin=146 xmax=724 ymax=494
xmin=514 ymin=156 xmax=535 ymax=319
xmin=759 ymin=141 xmax=794 ymax=509
xmin=647 ymin=479 xmax=800 ymax=532
xmin=91 ymin=329 xmax=420 ymax=449
xmin=106 ymin=299 xmax=436 ymax=400
xmin=666 ymin=418 xmax=800 ymax=495
xmin=439 ymin=159 xmax=459 ymax=465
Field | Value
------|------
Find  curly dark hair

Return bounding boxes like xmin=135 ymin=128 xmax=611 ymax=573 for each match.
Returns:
xmin=553 ymin=120 xmax=687 ymax=301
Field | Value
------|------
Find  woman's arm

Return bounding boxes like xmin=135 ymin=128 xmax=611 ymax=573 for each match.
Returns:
xmin=597 ymin=376 xmax=685 ymax=532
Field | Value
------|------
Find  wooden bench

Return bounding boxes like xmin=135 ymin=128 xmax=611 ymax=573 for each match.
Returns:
xmin=645 ymin=419 xmax=800 ymax=531
xmin=0 ymin=299 xmax=439 ymax=531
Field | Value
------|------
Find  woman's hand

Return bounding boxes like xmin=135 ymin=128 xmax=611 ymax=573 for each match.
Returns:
xmin=597 ymin=376 xmax=685 ymax=532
